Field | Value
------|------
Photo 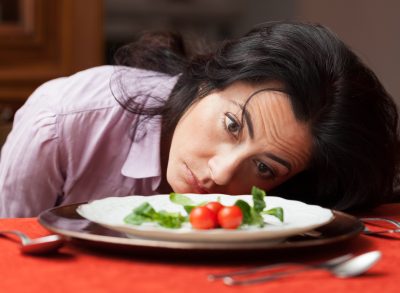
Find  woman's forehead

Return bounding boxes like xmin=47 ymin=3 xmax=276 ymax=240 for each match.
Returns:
xmin=227 ymin=84 xmax=312 ymax=169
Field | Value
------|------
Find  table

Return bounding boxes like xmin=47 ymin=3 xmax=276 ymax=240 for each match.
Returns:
xmin=1 ymin=204 xmax=400 ymax=293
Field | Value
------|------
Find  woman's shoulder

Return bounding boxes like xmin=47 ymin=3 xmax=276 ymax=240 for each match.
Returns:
xmin=72 ymin=65 xmax=176 ymax=84
xmin=109 ymin=66 xmax=179 ymax=103
xmin=28 ymin=65 xmax=178 ymax=115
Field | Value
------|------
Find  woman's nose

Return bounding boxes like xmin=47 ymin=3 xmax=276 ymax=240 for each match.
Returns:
xmin=208 ymin=152 xmax=243 ymax=186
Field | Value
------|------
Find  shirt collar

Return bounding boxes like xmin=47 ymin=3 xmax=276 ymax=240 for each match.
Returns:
xmin=121 ymin=118 xmax=162 ymax=181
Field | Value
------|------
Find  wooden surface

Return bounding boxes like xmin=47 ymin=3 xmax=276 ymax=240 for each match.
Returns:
xmin=0 ymin=0 xmax=104 ymax=107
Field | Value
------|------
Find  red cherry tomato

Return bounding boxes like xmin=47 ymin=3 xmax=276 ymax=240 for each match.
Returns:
xmin=189 ymin=206 xmax=218 ymax=229
xmin=217 ymin=206 xmax=243 ymax=229
xmin=205 ymin=201 xmax=224 ymax=215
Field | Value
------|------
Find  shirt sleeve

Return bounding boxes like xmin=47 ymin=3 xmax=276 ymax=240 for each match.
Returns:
xmin=0 ymin=94 xmax=64 ymax=218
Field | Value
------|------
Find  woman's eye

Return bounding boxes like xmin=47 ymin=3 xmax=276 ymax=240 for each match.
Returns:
xmin=224 ymin=113 xmax=241 ymax=137
xmin=255 ymin=160 xmax=276 ymax=178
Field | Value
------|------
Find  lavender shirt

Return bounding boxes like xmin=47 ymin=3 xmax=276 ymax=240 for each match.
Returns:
xmin=0 ymin=66 xmax=178 ymax=217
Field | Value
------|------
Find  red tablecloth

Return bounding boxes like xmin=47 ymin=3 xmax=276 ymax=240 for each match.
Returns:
xmin=1 ymin=204 xmax=400 ymax=293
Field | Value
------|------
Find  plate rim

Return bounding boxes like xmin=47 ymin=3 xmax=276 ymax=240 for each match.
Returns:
xmin=38 ymin=202 xmax=364 ymax=251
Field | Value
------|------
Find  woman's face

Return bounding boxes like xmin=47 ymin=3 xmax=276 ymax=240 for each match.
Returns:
xmin=166 ymin=82 xmax=312 ymax=195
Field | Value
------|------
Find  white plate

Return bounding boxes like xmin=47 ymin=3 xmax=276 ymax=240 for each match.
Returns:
xmin=77 ymin=194 xmax=334 ymax=243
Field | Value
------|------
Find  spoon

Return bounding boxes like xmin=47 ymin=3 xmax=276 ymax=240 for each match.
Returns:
xmin=0 ymin=230 xmax=65 ymax=255
xmin=222 ymin=251 xmax=381 ymax=285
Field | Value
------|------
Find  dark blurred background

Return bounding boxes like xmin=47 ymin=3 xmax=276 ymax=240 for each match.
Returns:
xmin=1 ymin=0 xmax=400 ymax=146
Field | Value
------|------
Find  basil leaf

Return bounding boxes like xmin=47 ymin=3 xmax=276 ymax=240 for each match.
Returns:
xmin=124 ymin=202 xmax=187 ymax=229
xmin=251 ymin=186 xmax=266 ymax=213
xmin=169 ymin=192 xmax=206 ymax=214
xmin=235 ymin=188 xmax=269 ymax=227
xmin=154 ymin=210 xmax=188 ymax=229
xmin=169 ymin=193 xmax=196 ymax=206
xmin=124 ymin=213 xmax=150 ymax=225
xmin=124 ymin=202 xmax=156 ymax=225
xmin=183 ymin=205 xmax=197 ymax=214
xmin=235 ymin=198 xmax=265 ymax=227
xmin=263 ymin=207 xmax=284 ymax=222
xmin=234 ymin=199 xmax=253 ymax=225
xmin=132 ymin=202 xmax=156 ymax=217
xmin=250 ymin=208 xmax=265 ymax=227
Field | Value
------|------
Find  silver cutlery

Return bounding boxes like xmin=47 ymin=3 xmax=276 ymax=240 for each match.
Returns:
xmin=360 ymin=217 xmax=400 ymax=235
xmin=208 ymin=251 xmax=381 ymax=286
xmin=363 ymin=228 xmax=400 ymax=235
xmin=0 ymin=230 xmax=65 ymax=255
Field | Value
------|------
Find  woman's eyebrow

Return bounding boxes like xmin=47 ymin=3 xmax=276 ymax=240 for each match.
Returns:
xmin=264 ymin=152 xmax=292 ymax=172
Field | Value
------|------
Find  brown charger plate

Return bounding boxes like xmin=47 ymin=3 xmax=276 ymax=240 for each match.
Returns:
xmin=38 ymin=202 xmax=364 ymax=258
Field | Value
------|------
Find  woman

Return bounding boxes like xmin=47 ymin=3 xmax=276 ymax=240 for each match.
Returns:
xmin=0 ymin=21 xmax=398 ymax=217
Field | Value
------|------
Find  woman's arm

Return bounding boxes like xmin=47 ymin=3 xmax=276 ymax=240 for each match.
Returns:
xmin=0 ymin=102 xmax=64 ymax=218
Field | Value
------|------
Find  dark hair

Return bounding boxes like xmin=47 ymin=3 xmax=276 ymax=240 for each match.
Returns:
xmin=113 ymin=21 xmax=400 ymax=211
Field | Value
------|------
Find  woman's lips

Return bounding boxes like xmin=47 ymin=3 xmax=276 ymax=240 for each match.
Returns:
xmin=184 ymin=164 xmax=209 ymax=194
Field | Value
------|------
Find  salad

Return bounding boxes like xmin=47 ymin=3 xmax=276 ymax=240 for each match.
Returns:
xmin=124 ymin=186 xmax=284 ymax=230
